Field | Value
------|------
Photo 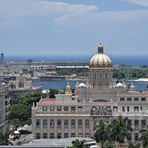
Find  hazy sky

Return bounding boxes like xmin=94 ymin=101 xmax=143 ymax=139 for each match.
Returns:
xmin=0 ymin=0 xmax=148 ymax=56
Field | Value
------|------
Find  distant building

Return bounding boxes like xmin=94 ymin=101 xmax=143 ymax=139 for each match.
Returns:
xmin=32 ymin=43 xmax=148 ymax=144
xmin=9 ymin=71 xmax=41 ymax=99
xmin=0 ymin=53 xmax=4 ymax=65
xmin=0 ymin=82 xmax=11 ymax=134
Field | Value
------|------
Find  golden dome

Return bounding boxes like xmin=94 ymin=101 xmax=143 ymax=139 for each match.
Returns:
xmin=89 ymin=42 xmax=112 ymax=67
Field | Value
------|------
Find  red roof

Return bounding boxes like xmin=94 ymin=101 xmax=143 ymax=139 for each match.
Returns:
xmin=39 ymin=98 xmax=56 ymax=105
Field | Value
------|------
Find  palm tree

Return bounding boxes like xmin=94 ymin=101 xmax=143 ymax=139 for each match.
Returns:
xmin=94 ymin=121 xmax=108 ymax=146
xmin=67 ymin=139 xmax=88 ymax=148
xmin=140 ymin=125 xmax=148 ymax=147
xmin=109 ymin=116 xmax=132 ymax=143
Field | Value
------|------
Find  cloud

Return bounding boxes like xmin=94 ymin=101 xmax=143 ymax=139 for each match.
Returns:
xmin=122 ymin=0 xmax=148 ymax=7
xmin=0 ymin=0 xmax=98 ymax=22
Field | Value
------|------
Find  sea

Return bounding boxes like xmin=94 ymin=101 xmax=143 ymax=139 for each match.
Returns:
xmin=5 ymin=54 xmax=148 ymax=67
xmin=32 ymin=80 xmax=148 ymax=92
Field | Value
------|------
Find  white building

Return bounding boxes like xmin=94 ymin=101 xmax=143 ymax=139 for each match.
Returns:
xmin=32 ymin=43 xmax=148 ymax=143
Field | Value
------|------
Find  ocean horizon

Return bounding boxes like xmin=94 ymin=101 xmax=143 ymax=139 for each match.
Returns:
xmin=5 ymin=54 xmax=148 ymax=67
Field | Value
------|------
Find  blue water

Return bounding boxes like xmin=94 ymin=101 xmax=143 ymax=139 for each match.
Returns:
xmin=5 ymin=55 xmax=148 ymax=67
xmin=32 ymin=80 xmax=148 ymax=91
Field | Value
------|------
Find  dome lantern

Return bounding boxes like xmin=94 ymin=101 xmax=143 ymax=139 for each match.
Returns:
xmin=98 ymin=42 xmax=104 ymax=54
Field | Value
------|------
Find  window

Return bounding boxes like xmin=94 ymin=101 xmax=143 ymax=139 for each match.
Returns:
xmin=78 ymin=133 xmax=82 ymax=137
xmin=120 ymin=98 xmax=125 ymax=101
xmin=141 ymin=120 xmax=146 ymax=127
xmin=78 ymin=119 xmax=83 ymax=127
xmin=64 ymin=133 xmax=69 ymax=138
xmin=50 ymin=119 xmax=54 ymax=128
xmin=71 ymin=133 xmax=75 ymax=137
xmin=127 ymin=119 xmax=132 ymax=126
xmin=72 ymin=98 xmax=75 ymax=100
xmin=43 ymin=133 xmax=48 ymax=139
xmin=134 ymin=133 xmax=139 ymax=141
xmin=134 ymin=98 xmax=139 ymax=101
xmin=134 ymin=106 xmax=139 ymax=112
xmin=64 ymin=106 xmax=69 ymax=111
xmin=85 ymin=119 xmax=89 ymax=127
xmin=57 ymin=133 xmax=62 ymax=139
xmin=113 ymin=107 xmax=118 ymax=112
xmin=122 ymin=106 xmax=125 ymax=112
xmin=64 ymin=119 xmax=68 ymax=127
xmin=71 ymin=119 xmax=75 ymax=127
xmin=127 ymin=106 xmax=129 ymax=112
xmin=141 ymin=98 xmax=146 ymax=101
xmin=71 ymin=106 xmax=76 ymax=112
xmin=36 ymin=119 xmax=40 ymax=127
xmin=134 ymin=120 xmax=139 ymax=126
xmin=57 ymin=119 xmax=62 ymax=128
xmin=127 ymin=98 xmax=132 ymax=101
xmin=50 ymin=106 xmax=55 ymax=111
xmin=50 ymin=133 xmax=54 ymax=139
xmin=43 ymin=119 xmax=47 ymax=128
xmin=42 ymin=106 xmax=47 ymax=111
xmin=57 ymin=106 xmax=62 ymax=111
xmin=36 ymin=133 xmax=40 ymax=139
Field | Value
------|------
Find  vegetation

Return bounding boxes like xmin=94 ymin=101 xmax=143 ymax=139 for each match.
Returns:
xmin=9 ymin=89 xmax=59 ymax=128
xmin=0 ymin=133 xmax=11 ymax=145
xmin=140 ymin=126 xmax=148 ymax=147
xmin=66 ymin=139 xmax=89 ymax=148
xmin=94 ymin=116 xmax=132 ymax=147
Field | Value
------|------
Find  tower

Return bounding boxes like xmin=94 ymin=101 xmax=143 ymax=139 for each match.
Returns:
xmin=89 ymin=43 xmax=113 ymax=89
xmin=0 ymin=53 xmax=4 ymax=65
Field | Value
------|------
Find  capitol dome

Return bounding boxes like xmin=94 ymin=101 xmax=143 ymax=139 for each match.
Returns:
xmin=89 ymin=43 xmax=112 ymax=67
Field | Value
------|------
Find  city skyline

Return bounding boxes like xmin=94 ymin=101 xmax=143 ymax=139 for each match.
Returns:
xmin=0 ymin=0 xmax=148 ymax=56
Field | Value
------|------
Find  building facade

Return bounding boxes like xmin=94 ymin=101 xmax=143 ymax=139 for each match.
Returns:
xmin=0 ymin=83 xmax=11 ymax=134
xmin=32 ymin=43 xmax=148 ymax=143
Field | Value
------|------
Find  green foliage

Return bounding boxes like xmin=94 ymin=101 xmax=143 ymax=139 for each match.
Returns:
xmin=140 ymin=126 xmax=148 ymax=147
xmin=104 ymin=140 xmax=116 ymax=148
xmin=94 ymin=122 xmax=108 ymax=144
xmin=94 ymin=116 xmax=132 ymax=146
xmin=66 ymin=139 xmax=89 ymax=148
xmin=9 ymin=92 xmax=43 ymax=127
xmin=128 ymin=142 xmax=140 ymax=148
xmin=0 ymin=133 xmax=11 ymax=145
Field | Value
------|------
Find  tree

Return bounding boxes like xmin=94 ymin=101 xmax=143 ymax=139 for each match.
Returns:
xmin=0 ymin=133 xmax=11 ymax=145
xmin=140 ymin=126 xmax=148 ymax=147
xmin=109 ymin=116 xmax=132 ymax=143
xmin=94 ymin=121 xmax=108 ymax=146
xmin=67 ymin=139 xmax=88 ymax=148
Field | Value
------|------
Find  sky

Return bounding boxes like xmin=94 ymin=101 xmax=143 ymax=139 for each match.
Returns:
xmin=0 ymin=0 xmax=148 ymax=56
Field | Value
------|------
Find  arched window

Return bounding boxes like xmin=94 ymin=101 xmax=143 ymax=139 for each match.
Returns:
xmin=57 ymin=119 xmax=62 ymax=127
xmin=85 ymin=119 xmax=89 ymax=127
xmin=50 ymin=119 xmax=54 ymax=128
xmin=64 ymin=119 xmax=68 ymax=127
xmin=78 ymin=119 xmax=83 ymax=127
xmin=43 ymin=119 xmax=47 ymax=128
xmin=71 ymin=119 xmax=75 ymax=127
xmin=36 ymin=119 xmax=40 ymax=126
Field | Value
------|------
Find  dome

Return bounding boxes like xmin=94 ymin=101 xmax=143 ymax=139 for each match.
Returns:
xmin=89 ymin=43 xmax=112 ymax=67
xmin=78 ymin=83 xmax=86 ymax=88
xmin=115 ymin=82 xmax=125 ymax=88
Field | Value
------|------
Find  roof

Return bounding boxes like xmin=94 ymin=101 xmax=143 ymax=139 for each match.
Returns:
xmin=134 ymin=78 xmax=148 ymax=82
xmin=39 ymin=98 xmax=56 ymax=105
